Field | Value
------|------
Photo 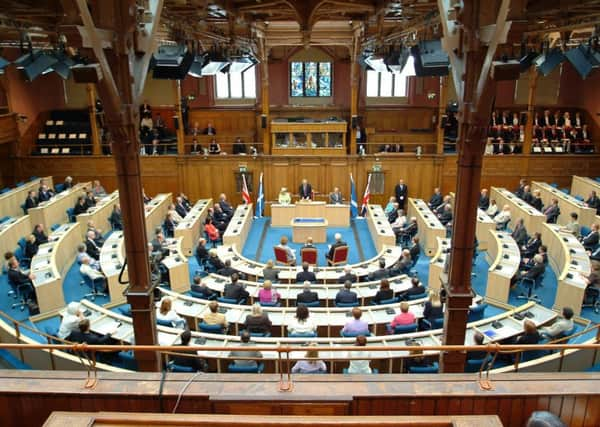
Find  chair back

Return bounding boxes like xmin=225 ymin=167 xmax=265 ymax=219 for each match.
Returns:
xmin=393 ymin=323 xmax=418 ymax=334
xmin=378 ymin=297 xmax=399 ymax=305
xmin=300 ymin=247 xmax=318 ymax=265
xmin=330 ymin=246 xmax=349 ymax=266
xmin=198 ymin=322 xmax=224 ymax=334
xmin=228 ymin=362 xmax=264 ymax=373
xmin=156 ymin=318 xmax=173 ymax=327
xmin=407 ymin=292 xmax=428 ymax=301
xmin=217 ymin=296 xmax=238 ymax=304
xmin=408 ymin=362 xmax=439 ymax=374
xmin=259 ymin=301 xmax=280 ymax=307
xmin=467 ymin=303 xmax=488 ymax=322
xmin=465 ymin=356 xmax=491 ymax=373
xmin=168 ymin=361 xmax=195 ymax=373
xmin=297 ymin=300 xmax=320 ymax=307
xmin=66 ymin=208 xmax=75 ymax=223
xmin=340 ymin=330 xmax=371 ymax=337
xmin=273 ymin=246 xmax=292 ymax=265
xmin=335 ymin=301 xmax=359 ymax=308
xmin=288 ymin=331 xmax=317 ymax=338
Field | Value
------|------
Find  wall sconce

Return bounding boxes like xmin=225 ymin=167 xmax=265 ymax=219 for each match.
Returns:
xmin=427 ymin=92 xmax=436 ymax=100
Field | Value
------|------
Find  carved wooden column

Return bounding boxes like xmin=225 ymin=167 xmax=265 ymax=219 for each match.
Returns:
xmin=86 ymin=84 xmax=102 ymax=155
xmin=259 ymin=37 xmax=270 ymax=155
xmin=437 ymin=76 xmax=448 ymax=155
xmin=174 ymin=80 xmax=185 ymax=155
xmin=349 ymin=29 xmax=361 ymax=155
xmin=523 ymin=66 xmax=538 ymax=154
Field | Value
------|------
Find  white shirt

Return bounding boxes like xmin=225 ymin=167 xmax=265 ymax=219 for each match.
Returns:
xmin=391 ymin=215 xmax=407 ymax=229
xmin=156 ymin=308 xmax=185 ymax=327
xmin=494 ymin=210 xmax=511 ymax=225
xmin=80 ymin=263 xmax=104 ymax=281
xmin=288 ymin=317 xmax=317 ymax=335
xmin=347 ymin=350 xmax=372 ymax=374
xmin=58 ymin=313 xmax=81 ymax=339
xmin=486 ymin=204 xmax=499 ymax=217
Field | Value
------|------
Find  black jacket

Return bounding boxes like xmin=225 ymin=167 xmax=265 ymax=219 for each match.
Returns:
xmin=337 ymin=272 xmax=358 ymax=284
xmin=335 ymin=289 xmax=358 ymax=304
xmin=372 ymin=289 xmax=394 ymax=303
xmin=244 ymin=314 xmax=271 ymax=334
xmin=582 ymin=231 xmax=599 ymax=249
xmin=86 ymin=239 xmax=101 ymax=260
xmin=296 ymin=290 xmax=319 ymax=304
xmin=223 ymin=282 xmax=248 ymax=302
xmin=24 ymin=196 xmax=38 ymax=212
xmin=478 ymin=195 xmax=490 ymax=210
xmin=394 ymin=184 xmax=408 ymax=207
xmin=296 ymin=270 xmax=317 ymax=283
xmin=327 ymin=241 xmax=347 ymax=260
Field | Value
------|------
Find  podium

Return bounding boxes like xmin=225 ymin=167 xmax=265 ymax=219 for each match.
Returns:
xmin=291 ymin=217 xmax=328 ymax=243
xmin=271 ymin=201 xmax=349 ymax=227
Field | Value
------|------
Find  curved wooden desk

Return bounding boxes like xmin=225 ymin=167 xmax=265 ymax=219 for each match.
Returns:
xmin=0 ymin=175 xmax=52 ymax=218
xmin=490 ymin=187 xmax=545 ymax=233
xmin=366 ymin=205 xmax=396 ymax=251
xmin=99 ymin=231 xmax=127 ymax=304
xmin=28 ymin=182 xmax=90 ymax=228
xmin=0 ymin=215 xmax=31 ymax=261
xmin=532 ymin=181 xmax=596 ymax=227
xmin=408 ymin=198 xmax=446 ymax=256
xmin=448 ymin=192 xmax=495 ymax=251
xmin=175 ymin=198 xmax=212 ymax=256
xmin=223 ymin=204 xmax=253 ymax=249
xmin=30 ymin=222 xmax=81 ymax=313
xmin=571 ymin=175 xmax=600 ymax=200
xmin=486 ymin=230 xmax=520 ymax=303
xmin=215 ymin=244 xmax=402 ymax=283
xmin=541 ymin=223 xmax=591 ymax=316
xmin=76 ymin=190 xmax=119 ymax=239
xmin=428 ymin=237 xmax=450 ymax=291
xmin=144 ymin=193 xmax=172 ymax=237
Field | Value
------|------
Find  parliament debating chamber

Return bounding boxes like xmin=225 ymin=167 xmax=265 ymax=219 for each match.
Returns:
xmin=2 ymin=0 xmax=600 ymax=426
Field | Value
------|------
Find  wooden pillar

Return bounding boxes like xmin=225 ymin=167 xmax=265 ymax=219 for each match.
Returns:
xmin=523 ymin=66 xmax=538 ymax=154
xmin=437 ymin=76 xmax=448 ymax=155
xmin=86 ymin=84 xmax=102 ymax=155
xmin=74 ymin=0 xmax=161 ymax=371
xmin=174 ymin=80 xmax=185 ymax=155
xmin=350 ymin=58 xmax=359 ymax=155
xmin=260 ymin=41 xmax=270 ymax=155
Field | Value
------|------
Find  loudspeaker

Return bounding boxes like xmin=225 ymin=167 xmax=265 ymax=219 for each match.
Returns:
xmin=351 ymin=116 xmax=357 ymax=129
xmin=71 ymin=64 xmax=103 ymax=83
xmin=173 ymin=116 xmax=179 ymax=130
xmin=261 ymin=115 xmax=267 ymax=129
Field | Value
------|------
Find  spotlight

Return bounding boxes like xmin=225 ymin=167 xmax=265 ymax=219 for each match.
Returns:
xmin=519 ymin=51 xmax=540 ymax=72
xmin=19 ymin=51 xmax=59 ymax=81
xmin=200 ymin=50 xmax=229 ymax=75
xmin=50 ymin=53 xmax=76 ymax=80
xmin=411 ymin=40 xmax=449 ymax=77
xmin=535 ymin=48 xmax=565 ymax=76
xmin=227 ymin=55 xmax=258 ymax=74
xmin=564 ymin=44 xmax=596 ymax=79
xmin=364 ymin=53 xmax=388 ymax=73
xmin=151 ymin=44 xmax=194 ymax=80
xmin=384 ymin=48 xmax=411 ymax=73
xmin=187 ymin=54 xmax=206 ymax=78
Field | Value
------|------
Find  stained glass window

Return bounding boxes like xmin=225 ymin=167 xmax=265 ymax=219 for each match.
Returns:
xmin=290 ymin=61 xmax=332 ymax=97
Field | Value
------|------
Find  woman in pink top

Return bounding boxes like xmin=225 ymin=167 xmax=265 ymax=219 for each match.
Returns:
xmin=258 ymin=280 xmax=280 ymax=304
xmin=390 ymin=302 xmax=416 ymax=328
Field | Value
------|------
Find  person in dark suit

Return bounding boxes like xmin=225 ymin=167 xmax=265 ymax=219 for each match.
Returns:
xmin=466 ymin=332 xmax=487 ymax=360
xmin=299 ymin=179 xmax=313 ymax=200
xmin=67 ymin=318 xmax=115 ymax=347
xmin=394 ymin=179 xmax=408 ymax=210
xmin=217 ymin=259 xmax=237 ymax=277
xmin=190 ymin=276 xmax=215 ymax=299
xmin=32 ymin=224 xmax=48 ymax=247
xmin=438 ymin=204 xmax=453 ymax=226
xmin=478 ymin=189 xmax=489 ymax=210
xmin=7 ymin=257 xmax=35 ymax=302
xmin=543 ymin=199 xmax=560 ymax=224
xmin=170 ymin=329 xmax=207 ymax=372
xmin=218 ymin=193 xmax=234 ymax=219
xmin=398 ymin=277 xmax=426 ymax=301
xmin=243 ymin=304 xmax=272 ymax=335
xmin=203 ymin=122 xmax=217 ymax=135
xmin=515 ymin=179 xmax=527 ymax=199
xmin=515 ymin=319 xmax=541 ymax=346
xmin=372 ymin=279 xmax=394 ymax=304
xmin=326 ymin=233 xmax=347 ymax=263
xmin=24 ymin=235 xmax=38 ymax=261
xmin=521 ymin=232 xmax=542 ymax=259
xmin=428 ymin=188 xmax=443 ymax=211
xmin=581 ymin=223 xmax=600 ymax=251
xmin=396 ymin=217 xmax=418 ymax=241
xmin=73 ymin=196 xmax=88 ymax=216
xmin=207 ymin=248 xmax=225 ymax=272
xmin=38 ymin=184 xmax=54 ymax=202
xmin=586 ymin=191 xmax=600 ymax=214
xmin=511 ymin=218 xmax=528 ymax=247
xmin=109 ymin=204 xmax=123 ymax=230
xmin=409 ymin=237 xmax=421 ymax=260
xmin=296 ymin=262 xmax=316 ymax=283
xmin=521 ymin=185 xmax=534 ymax=205
xmin=223 ymin=273 xmax=249 ymax=303
xmin=296 ymin=281 xmax=319 ymax=305
xmin=85 ymin=232 xmax=101 ymax=261
xmin=174 ymin=196 xmax=188 ymax=219
xmin=24 ymin=191 xmax=38 ymax=213
xmin=335 ymin=281 xmax=358 ymax=305
xmin=329 ymin=187 xmax=343 ymax=204
xmin=367 ymin=258 xmax=388 ymax=281
xmin=387 ymin=203 xmax=399 ymax=224
xmin=196 ymin=238 xmax=209 ymax=264
xmin=531 ymin=190 xmax=543 ymax=211
xmin=337 ymin=266 xmax=358 ymax=284
xmin=389 ymin=249 xmax=412 ymax=276
xmin=163 ymin=212 xmax=177 ymax=239
xmin=512 ymin=254 xmax=545 ymax=285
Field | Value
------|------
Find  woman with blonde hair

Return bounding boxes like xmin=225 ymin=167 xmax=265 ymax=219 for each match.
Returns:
xmin=291 ymin=343 xmax=327 ymax=374
xmin=419 ymin=291 xmax=444 ymax=330
xmin=258 ymin=280 xmax=280 ymax=304
xmin=156 ymin=297 xmax=186 ymax=328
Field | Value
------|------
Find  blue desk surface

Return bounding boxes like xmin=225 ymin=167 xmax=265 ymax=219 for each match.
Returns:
xmin=293 ymin=217 xmax=326 ymax=224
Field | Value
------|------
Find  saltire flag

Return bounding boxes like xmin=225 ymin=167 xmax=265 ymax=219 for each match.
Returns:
xmin=241 ymin=173 xmax=252 ymax=205
xmin=255 ymin=172 xmax=264 ymax=217
xmin=360 ymin=173 xmax=372 ymax=216
xmin=350 ymin=173 xmax=358 ymax=218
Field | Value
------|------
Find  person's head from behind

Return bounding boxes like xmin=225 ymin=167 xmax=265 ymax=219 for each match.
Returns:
xmin=352 ymin=307 xmax=362 ymax=320
xmin=473 ymin=331 xmax=484 ymax=346
xmin=180 ymin=329 xmax=192 ymax=346
xmin=263 ymin=280 xmax=272 ymax=290
xmin=562 ymin=307 xmax=574 ymax=320
xmin=266 ymin=259 xmax=274 ymax=269
xmin=526 ymin=411 xmax=566 ymax=427
xmin=251 ymin=303 xmax=263 ymax=316
xmin=400 ymin=301 xmax=410 ymax=313
xmin=344 ymin=280 xmax=352 ymax=290
xmin=305 ymin=342 xmax=319 ymax=361
xmin=523 ymin=319 xmax=537 ymax=335
xmin=302 ymin=262 xmax=309 ymax=271
xmin=296 ymin=304 xmax=309 ymax=321
xmin=209 ymin=301 xmax=219 ymax=313
xmin=533 ymin=254 xmax=544 ymax=265
xmin=355 ymin=335 xmax=367 ymax=346
xmin=78 ymin=318 xmax=91 ymax=333
xmin=379 ymin=258 xmax=386 ymax=269
xmin=231 ymin=273 xmax=239 ymax=284
xmin=280 ymin=236 xmax=288 ymax=245
xmin=240 ymin=330 xmax=251 ymax=343
xmin=306 ymin=237 xmax=313 ymax=245
xmin=303 ymin=281 xmax=311 ymax=291
xmin=334 ymin=233 xmax=342 ymax=242
xmin=379 ymin=279 xmax=389 ymax=291
xmin=160 ymin=298 xmax=172 ymax=315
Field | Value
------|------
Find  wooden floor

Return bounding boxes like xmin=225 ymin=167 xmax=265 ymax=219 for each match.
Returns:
xmin=1 ymin=371 xmax=599 ymax=427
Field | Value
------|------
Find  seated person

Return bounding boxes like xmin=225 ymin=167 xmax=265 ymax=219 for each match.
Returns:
xmin=341 ymin=307 xmax=369 ymax=336
xmin=218 ymin=193 xmax=234 ymax=219
xmin=228 ymin=331 xmax=263 ymax=368
xmin=156 ymin=297 xmax=186 ymax=328
xmin=438 ymin=204 xmax=453 ymax=226
xmin=24 ymin=190 xmax=38 ymax=213
xmin=217 ymin=259 xmax=237 ymax=277
xmin=203 ymin=122 xmax=217 ymax=135
xmin=384 ymin=197 xmax=397 ymax=215
xmin=211 ymin=204 xmax=230 ymax=231
xmin=581 ymin=223 xmax=599 ymax=251
xmin=337 ymin=265 xmax=358 ymax=284
xmin=511 ymin=218 xmax=528 ymax=247
xmin=84 ymin=191 xmax=97 ymax=209
xmin=326 ymin=233 xmax=347 ymax=263
xmin=207 ymin=248 xmax=225 ymax=271
xmin=296 ymin=262 xmax=316 ymax=283
xmin=109 ymin=204 xmax=123 ymax=230
xmin=291 ymin=343 xmax=327 ymax=373
xmin=409 ymin=237 xmax=421 ymax=260
xmin=521 ymin=232 xmax=542 ymax=259
xmin=531 ymin=190 xmax=543 ymax=211
xmin=539 ymin=307 xmax=574 ymax=339
xmin=24 ymin=234 xmax=38 ymax=261
xmin=512 ymin=254 xmax=545 ymax=286
xmin=387 ymin=202 xmax=400 ymax=224
xmin=347 ymin=335 xmax=372 ymax=374
xmin=277 ymin=187 xmax=291 ymax=205
xmin=174 ymin=196 xmax=189 ymax=219
xmin=301 ymin=236 xmax=315 ymax=250
xmin=420 ymin=291 xmax=444 ymax=330
xmin=87 ymin=221 xmax=105 ymax=247
xmin=404 ymin=348 xmax=436 ymax=373
xmin=190 ymin=276 xmax=215 ymax=299
xmin=244 ymin=303 xmax=272 ymax=335
xmin=486 ymin=199 xmax=499 ymax=217
xmin=478 ymin=189 xmax=490 ymax=210
xmin=91 ymin=180 xmax=106 ymax=197
xmin=32 ymin=224 xmax=48 ymax=247
xmin=521 ymin=245 xmax=547 ymax=269
xmin=67 ymin=318 xmax=115 ymax=346
xmin=79 ymin=256 xmax=107 ymax=291
xmin=494 ymin=205 xmax=511 ymax=229
xmin=585 ymin=191 xmax=600 ymax=214
xmin=329 ymin=187 xmax=343 ymax=204
xmin=371 ymin=279 xmax=394 ymax=304
xmin=296 ymin=281 xmax=319 ymax=305
xmin=288 ymin=305 xmax=317 ymax=336
xmin=195 ymin=238 xmax=209 ymax=264
xmin=85 ymin=230 xmax=101 ymax=260
xmin=232 ymin=137 xmax=246 ymax=154
xmin=223 ymin=273 xmax=249 ymax=303
xmin=171 ymin=330 xmax=207 ymax=372
xmin=388 ymin=249 xmax=412 ymax=276
xmin=204 ymin=217 xmax=221 ymax=244
xmin=38 ymin=184 xmax=54 ymax=202
xmin=561 ymin=212 xmax=580 ymax=237
xmin=543 ymin=199 xmax=560 ymax=224
xmin=390 ymin=208 xmax=407 ymax=231
xmin=7 ymin=257 xmax=36 ymax=301
xmin=516 ymin=319 xmax=541 ymax=346
xmin=208 ymin=138 xmax=221 ymax=154
xmin=367 ymin=258 xmax=389 ymax=281
xmin=76 ymin=243 xmax=100 ymax=270
xmin=466 ymin=332 xmax=487 ymax=360
xmin=390 ymin=302 xmax=416 ymax=330
xmin=262 ymin=259 xmax=279 ymax=282
xmin=398 ymin=277 xmax=426 ymax=300
xmin=277 ymin=236 xmax=296 ymax=265
xmin=395 ymin=217 xmax=418 ymax=241
xmin=336 ymin=281 xmax=358 ymax=305
xmin=58 ymin=301 xmax=84 ymax=340
xmin=201 ymin=301 xmax=227 ymax=332
xmin=428 ymin=188 xmax=443 ymax=210
xmin=257 ymin=280 xmax=280 ymax=305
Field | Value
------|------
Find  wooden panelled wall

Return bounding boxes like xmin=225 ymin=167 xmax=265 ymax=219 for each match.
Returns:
xmin=6 ymin=154 xmax=600 ymax=208
xmin=0 ymin=371 xmax=599 ymax=427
